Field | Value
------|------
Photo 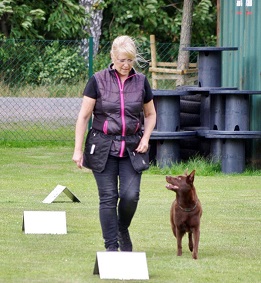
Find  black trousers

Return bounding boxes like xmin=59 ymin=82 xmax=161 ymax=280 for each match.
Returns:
xmin=93 ymin=155 xmax=141 ymax=249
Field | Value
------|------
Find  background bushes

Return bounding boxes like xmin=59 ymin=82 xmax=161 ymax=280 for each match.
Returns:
xmin=0 ymin=39 xmax=88 ymax=86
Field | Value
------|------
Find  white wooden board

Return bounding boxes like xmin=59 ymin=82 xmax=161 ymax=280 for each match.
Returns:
xmin=42 ymin=185 xmax=80 ymax=203
xmin=22 ymin=211 xmax=67 ymax=234
xmin=93 ymin=251 xmax=149 ymax=280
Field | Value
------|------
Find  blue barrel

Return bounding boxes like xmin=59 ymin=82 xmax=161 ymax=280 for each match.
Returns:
xmin=222 ymin=140 xmax=245 ymax=173
xmin=153 ymin=90 xmax=181 ymax=167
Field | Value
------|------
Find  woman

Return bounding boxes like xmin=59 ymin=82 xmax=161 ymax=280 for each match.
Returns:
xmin=72 ymin=35 xmax=156 ymax=251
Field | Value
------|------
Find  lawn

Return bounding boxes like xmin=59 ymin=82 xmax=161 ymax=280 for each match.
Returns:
xmin=0 ymin=146 xmax=261 ymax=283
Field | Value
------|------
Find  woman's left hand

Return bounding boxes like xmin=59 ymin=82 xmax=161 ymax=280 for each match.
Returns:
xmin=136 ymin=138 xmax=149 ymax=153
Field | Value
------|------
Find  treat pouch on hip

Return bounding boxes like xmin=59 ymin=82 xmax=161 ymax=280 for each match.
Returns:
xmin=83 ymin=129 xmax=112 ymax=173
xmin=126 ymin=146 xmax=150 ymax=173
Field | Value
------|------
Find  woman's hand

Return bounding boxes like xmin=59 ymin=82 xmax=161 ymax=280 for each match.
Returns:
xmin=136 ymin=100 xmax=156 ymax=153
xmin=73 ymin=96 xmax=96 ymax=169
xmin=136 ymin=137 xmax=149 ymax=153
xmin=72 ymin=149 xmax=83 ymax=169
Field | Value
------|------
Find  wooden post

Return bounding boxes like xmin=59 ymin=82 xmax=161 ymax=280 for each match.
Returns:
xmin=150 ymin=35 xmax=157 ymax=89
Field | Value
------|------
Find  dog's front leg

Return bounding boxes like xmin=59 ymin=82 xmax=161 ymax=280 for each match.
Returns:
xmin=188 ymin=232 xmax=193 ymax=252
xmin=176 ymin=229 xmax=184 ymax=256
xmin=192 ymin=228 xmax=200 ymax=259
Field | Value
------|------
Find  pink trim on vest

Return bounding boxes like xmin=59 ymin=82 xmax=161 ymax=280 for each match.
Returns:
xmin=103 ymin=120 xmax=108 ymax=134
xmin=114 ymin=72 xmax=136 ymax=157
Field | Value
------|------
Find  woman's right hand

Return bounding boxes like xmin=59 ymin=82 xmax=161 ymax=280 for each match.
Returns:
xmin=73 ymin=96 xmax=96 ymax=169
xmin=72 ymin=150 xmax=83 ymax=169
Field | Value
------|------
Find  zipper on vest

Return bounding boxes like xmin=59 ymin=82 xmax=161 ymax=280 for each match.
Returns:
xmin=115 ymin=72 xmax=136 ymax=157
xmin=115 ymin=73 xmax=126 ymax=157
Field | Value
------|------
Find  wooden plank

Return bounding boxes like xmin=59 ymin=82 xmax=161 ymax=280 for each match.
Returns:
xmin=152 ymin=74 xmax=198 ymax=81
xmin=149 ymin=67 xmax=198 ymax=75
xmin=149 ymin=67 xmax=183 ymax=74
xmin=152 ymin=74 xmax=180 ymax=80
xmin=149 ymin=62 xmax=197 ymax=68
xmin=183 ymin=69 xmax=198 ymax=74
xmin=150 ymin=62 xmax=178 ymax=67
xmin=149 ymin=35 xmax=198 ymax=87
xmin=150 ymin=35 xmax=158 ymax=89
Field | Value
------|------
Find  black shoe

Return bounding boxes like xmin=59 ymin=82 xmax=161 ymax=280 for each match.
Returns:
xmin=118 ymin=230 xmax=132 ymax=252
xmin=106 ymin=246 xmax=118 ymax=252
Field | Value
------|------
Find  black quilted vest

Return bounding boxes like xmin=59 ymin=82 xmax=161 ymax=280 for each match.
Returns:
xmin=91 ymin=67 xmax=145 ymax=157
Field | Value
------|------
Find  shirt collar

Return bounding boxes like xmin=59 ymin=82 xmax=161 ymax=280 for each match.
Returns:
xmin=108 ymin=63 xmax=136 ymax=76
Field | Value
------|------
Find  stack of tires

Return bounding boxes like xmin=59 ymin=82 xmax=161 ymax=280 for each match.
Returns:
xmin=180 ymin=94 xmax=209 ymax=160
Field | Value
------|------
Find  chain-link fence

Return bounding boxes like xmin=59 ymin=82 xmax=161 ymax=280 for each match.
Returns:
xmin=0 ymin=38 xmax=198 ymax=142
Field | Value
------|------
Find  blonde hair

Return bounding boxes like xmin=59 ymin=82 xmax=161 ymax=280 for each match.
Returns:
xmin=110 ymin=35 xmax=148 ymax=67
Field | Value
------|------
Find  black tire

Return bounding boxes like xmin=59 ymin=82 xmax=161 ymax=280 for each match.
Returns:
xmin=180 ymin=113 xmax=200 ymax=127
xmin=181 ymin=94 xmax=201 ymax=102
xmin=180 ymin=100 xmax=200 ymax=114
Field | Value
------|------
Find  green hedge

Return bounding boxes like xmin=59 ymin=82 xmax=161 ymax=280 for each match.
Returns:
xmin=0 ymin=39 xmax=88 ymax=86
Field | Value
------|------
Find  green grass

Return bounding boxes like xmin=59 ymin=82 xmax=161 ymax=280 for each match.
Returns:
xmin=1 ymin=146 xmax=261 ymax=282
xmin=0 ymin=123 xmax=75 ymax=144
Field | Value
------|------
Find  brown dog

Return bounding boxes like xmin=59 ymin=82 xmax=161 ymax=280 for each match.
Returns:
xmin=166 ymin=169 xmax=202 ymax=259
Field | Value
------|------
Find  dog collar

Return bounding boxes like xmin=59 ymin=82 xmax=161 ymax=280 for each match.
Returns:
xmin=176 ymin=199 xmax=198 ymax=212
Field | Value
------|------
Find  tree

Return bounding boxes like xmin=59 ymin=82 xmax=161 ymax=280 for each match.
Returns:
xmin=176 ymin=0 xmax=194 ymax=86
xmin=0 ymin=0 xmax=87 ymax=39
xmin=79 ymin=0 xmax=103 ymax=55
xmin=176 ymin=0 xmax=216 ymax=86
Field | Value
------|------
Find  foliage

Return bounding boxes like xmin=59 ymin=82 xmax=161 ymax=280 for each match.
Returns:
xmin=0 ymin=39 xmax=87 ymax=86
xmin=149 ymin=155 xmax=261 ymax=176
xmin=0 ymin=39 xmax=39 ymax=85
xmin=192 ymin=0 xmax=217 ymax=45
xmin=6 ymin=3 xmax=45 ymax=39
xmin=93 ymin=50 xmax=111 ymax=73
xmin=149 ymin=155 xmax=222 ymax=176
xmin=36 ymin=41 xmax=87 ymax=85
xmin=0 ymin=0 xmax=87 ymax=39
xmin=44 ymin=0 xmax=88 ymax=40
xmin=100 ymin=0 xmax=180 ymax=44
xmin=1 ymin=0 xmax=217 ymax=46
xmin=100 ymin=0 xmax=217 ymax=45
xmin=0 ymin=0 xmax=14 ymax=17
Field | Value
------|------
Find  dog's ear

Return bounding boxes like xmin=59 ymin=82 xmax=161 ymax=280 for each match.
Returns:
xmin=187 ymin=170 xmax=195 ymax=184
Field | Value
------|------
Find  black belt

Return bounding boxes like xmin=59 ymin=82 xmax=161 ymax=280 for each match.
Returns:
xmin=114 ymin=135 xmax=126 ymax=141
xmin=107 ymin=133 xmax=139 ymax=141
xmin=93 ymin=129 xmax=141 ymax=141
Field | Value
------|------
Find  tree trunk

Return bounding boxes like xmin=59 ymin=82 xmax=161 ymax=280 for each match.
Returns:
xmin=0 ymin=14 xmax=9 ymax=37
xmin=176 ymin=0 xmax=194 ymax=86
xmin=79 ymin=0 xmax=103 ymax=57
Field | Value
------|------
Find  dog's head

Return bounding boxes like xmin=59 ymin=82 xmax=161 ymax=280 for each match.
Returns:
xmin=166 ymin=169 xmax=195 ymax=193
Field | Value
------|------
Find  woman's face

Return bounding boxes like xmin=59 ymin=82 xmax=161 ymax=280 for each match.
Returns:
xmin=112 ymin=52 xmax=134 ymax=78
